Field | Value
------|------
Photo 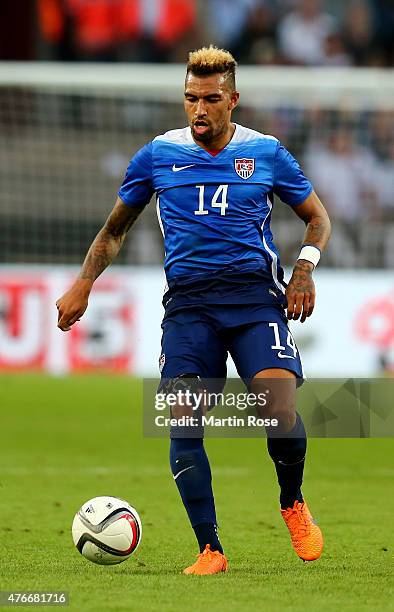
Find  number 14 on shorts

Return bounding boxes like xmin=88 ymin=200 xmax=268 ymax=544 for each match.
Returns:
xmin=269 ymin=322 xmax=297 ymax=359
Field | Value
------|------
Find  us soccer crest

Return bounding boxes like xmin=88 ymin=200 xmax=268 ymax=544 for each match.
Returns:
xmin=234 ymin=158 xmax=255 ymax=180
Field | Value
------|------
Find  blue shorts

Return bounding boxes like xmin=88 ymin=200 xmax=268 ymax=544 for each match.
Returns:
xmin=159 ymin=302 xmax=304 ymax=388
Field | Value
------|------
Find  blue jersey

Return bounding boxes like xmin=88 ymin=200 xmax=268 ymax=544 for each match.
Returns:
xmin=118 ymin=123 xmax=313 ymax=297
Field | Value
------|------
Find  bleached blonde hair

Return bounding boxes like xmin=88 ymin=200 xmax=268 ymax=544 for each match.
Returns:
xmin=186 ymin=45 xmax=237 ymax=90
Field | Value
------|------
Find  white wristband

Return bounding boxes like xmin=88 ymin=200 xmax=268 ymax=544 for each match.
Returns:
xmin=297 ymin=245 xmax=321 ymax=268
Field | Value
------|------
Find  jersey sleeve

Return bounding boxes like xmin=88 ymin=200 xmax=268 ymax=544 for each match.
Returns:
xmin=273 ymin=142 xmax=313 ymax=206
xmin=118 ymin=142 xmax=154 ymax=208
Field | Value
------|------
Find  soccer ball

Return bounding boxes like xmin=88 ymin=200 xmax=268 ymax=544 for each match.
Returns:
xmin=72 ymin=496 xmax=142 ymax=565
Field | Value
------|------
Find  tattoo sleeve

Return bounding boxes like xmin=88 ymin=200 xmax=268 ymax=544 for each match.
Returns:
xmin=302 ymin=215 xmax=329 ymax=250
xmin=292 ymin=191 xmax=331 ymax=255
xmin=79 ymin=200 xmax=144 ymax=282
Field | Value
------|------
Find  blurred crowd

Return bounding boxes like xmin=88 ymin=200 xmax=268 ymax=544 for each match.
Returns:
xmin=251 ymin=106 xmax=394 ymax=223
xmin=1 ymin=0 xmax=393 ymax=66
xmin=0 ymin=0 xmax=393 ymax=268
xmin=236 ymin=103 xmax=394 ymax=266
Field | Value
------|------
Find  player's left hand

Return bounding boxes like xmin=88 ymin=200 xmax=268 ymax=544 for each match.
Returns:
xmin=286 ymin=260 xmax=315 ymax=323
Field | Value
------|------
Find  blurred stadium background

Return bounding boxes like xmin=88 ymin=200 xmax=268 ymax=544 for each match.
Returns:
xmin=1 ymin=3 xmax=393 ymax=610
xmin=0 ymin=0 xmax=393 ymax=377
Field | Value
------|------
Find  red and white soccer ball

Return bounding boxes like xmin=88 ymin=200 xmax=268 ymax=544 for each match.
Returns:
xmin=72 ymin=496 xmax=142 ymax=565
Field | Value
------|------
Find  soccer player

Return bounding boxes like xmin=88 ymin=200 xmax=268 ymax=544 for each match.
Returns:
xmin=56 ymin=46 xmax=331 ymax=575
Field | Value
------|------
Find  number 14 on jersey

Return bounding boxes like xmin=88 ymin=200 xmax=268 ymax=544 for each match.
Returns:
xmin=195 ymin=185 xmax=229 ymax=216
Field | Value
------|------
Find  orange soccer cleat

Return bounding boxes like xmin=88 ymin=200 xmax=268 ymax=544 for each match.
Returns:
xmin=183 ymin=544 xmax=228 ymax=575
xmin=281 ymin=500 xmax=323 ymax=561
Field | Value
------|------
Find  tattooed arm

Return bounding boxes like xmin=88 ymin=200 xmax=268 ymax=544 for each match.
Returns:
xmin=286 ymin=190 xmax=331 ymax=323
xmin=56 ymin=197 xmax=144 ymax=331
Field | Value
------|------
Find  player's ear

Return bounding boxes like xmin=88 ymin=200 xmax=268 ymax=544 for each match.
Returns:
xmin=229 ymin=91 xmax=240 ymax=111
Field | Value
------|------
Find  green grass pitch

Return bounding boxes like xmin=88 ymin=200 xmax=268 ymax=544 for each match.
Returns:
xmin=0 ymin=374 xmax=393 ymax=612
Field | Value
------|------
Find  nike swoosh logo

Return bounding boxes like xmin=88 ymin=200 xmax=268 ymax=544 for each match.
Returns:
xmin=173 ymin=465 xmax=194 ymax=480
xmin=278 ymin=457 xmax=305 ymax=465
xmin=172 ymin=164 xmax=195 ymax=172
xmin=277 ymin=352 xmax=296 ymax=359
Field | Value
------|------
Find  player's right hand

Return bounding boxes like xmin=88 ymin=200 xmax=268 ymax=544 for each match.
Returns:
xmin=56 ymin=279 xmax=93 ymax=331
